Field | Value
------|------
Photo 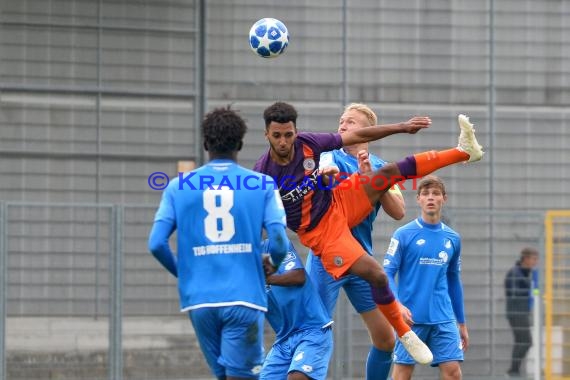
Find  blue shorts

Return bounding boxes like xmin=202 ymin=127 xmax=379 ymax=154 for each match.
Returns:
xmin=306 ymin=252 xmax=376 ymax=316
xmin=393 ymin=322 xmax=464 ymax=367
xmin=189 ymin=306 xmax=265 ymax=378
xmin=260 ymin=327 xmax=334 ymax=380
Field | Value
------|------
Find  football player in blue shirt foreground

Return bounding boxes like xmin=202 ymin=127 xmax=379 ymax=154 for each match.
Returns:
xmin=384 ymin=175 xmax=469 ymax=380
xmin=148 ymin=106 xmax=290 ymax=380
xmin=306 ymin=103 xmax=405 ymax=380
xmin=260 ymin=239 xmax=333 ymax=380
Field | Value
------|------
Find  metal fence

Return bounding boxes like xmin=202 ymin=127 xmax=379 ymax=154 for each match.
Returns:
xmin=0 ymin=202 xmax=549 ymax=379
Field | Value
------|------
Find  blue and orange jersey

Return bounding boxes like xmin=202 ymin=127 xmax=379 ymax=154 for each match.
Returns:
xmin=254 ymin=132 xmax=343 ymax=232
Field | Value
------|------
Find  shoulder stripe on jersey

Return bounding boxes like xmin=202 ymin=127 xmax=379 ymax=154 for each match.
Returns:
xmin=299 ymin=143 xmax=316 ymax=231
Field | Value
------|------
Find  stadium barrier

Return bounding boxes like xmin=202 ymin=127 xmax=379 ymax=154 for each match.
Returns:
xmin=0 ymin=202 xmax=564 ymax=380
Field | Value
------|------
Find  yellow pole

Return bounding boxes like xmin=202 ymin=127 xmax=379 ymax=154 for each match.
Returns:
xmin=543 ymin=211 xmax=554 ymax=380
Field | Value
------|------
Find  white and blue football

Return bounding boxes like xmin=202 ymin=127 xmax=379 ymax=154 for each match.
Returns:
xmin=249 ymin=18 xmax=289 ymax=58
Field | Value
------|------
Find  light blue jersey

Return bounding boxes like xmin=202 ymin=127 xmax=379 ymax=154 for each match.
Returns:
xmin=262 ymin=240 xmax=333 ymax=343
xmin=153 ymin=159 xmax=286 ymax=312
xmin=384 ymin=217 xmax=463 ymax=324
xmin=261 ymin=240 xmax=333 ymax=380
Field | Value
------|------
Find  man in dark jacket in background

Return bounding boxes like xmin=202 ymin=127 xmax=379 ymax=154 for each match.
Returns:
xmin=504 ymin=247 xmax=539 ymax=377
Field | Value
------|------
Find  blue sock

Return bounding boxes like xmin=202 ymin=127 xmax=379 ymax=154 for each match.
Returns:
xmin=366 ymin=345 xmax=393 ymax=380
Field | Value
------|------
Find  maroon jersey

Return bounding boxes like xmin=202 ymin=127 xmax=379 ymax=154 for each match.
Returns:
xmin=254 ymin=132 xmax=342 ymax=232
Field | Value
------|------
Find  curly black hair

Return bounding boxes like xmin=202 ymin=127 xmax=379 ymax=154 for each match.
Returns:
xmin=263 ymin=101 xmax=298 ymax=129
xmin=202 ymin=106 xmax=247 ymax=154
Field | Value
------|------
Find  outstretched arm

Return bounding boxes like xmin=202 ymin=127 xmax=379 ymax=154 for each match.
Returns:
xmin=340 ymin=117 xmax=431 ymax=146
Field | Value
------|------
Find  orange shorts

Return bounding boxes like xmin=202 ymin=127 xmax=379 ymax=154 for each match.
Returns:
xmin=297 ymin=173 xmax=374 ymax=279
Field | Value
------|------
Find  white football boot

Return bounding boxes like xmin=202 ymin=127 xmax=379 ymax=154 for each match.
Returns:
xmin=457 ymin=114 xmax=484 ymax=162
xmin=398 ymin=330 xmax=434 ymax=365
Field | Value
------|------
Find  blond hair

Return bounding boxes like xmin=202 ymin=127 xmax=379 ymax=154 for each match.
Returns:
xmin=344 ymin=103 xmax=378 ymax=126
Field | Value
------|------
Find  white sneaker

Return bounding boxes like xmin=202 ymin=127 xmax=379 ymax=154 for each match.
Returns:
xmin=457 ymin=114 xmax=484 ymax=162
xmin=398 ymin=330 xmax=433 ymax=365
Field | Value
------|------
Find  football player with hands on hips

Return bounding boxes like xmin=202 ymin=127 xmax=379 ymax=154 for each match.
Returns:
xmin=254 ymin=101 xmax=483 ymax=365
xmin=148 ymin=106 xmax=289 ymax=380
xmin=306 ymin=103 xmax=405 ymax=380
xmin=384 ymin=176 xmax=469 ymax=380
xmin=260 ymin=239 xmax=333 ymax=380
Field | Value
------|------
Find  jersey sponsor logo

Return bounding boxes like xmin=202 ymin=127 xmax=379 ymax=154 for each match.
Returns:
xmin=387 ymin=238 xmax=399 ymax=255
xmin=303 ymin=158 xmax=316 ymax=171
xmin=419 ymin=252 xmax=448 ymax=266
xmin=280 ymin=171 xmax=320 ymax=203
xmin=334 ymin=256 xmax=344 ymax=267
xmin=294 ymin=351 xmax=305 ymax=361
xmin=416 ymin=239 xmax=426 ymax=246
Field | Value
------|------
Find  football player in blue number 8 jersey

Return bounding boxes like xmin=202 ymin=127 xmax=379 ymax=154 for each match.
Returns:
xmin=148 ymin=106 xmax=289 ymax=380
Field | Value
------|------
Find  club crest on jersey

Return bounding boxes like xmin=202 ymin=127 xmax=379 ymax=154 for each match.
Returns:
xmin=334 ymin=256 xmax=343 ymax=267
xmin=303 ymin=158 xmax=316 ymax=171
xmin=284 ymin=251 xmax=297 ymax=262
xmin=445 ymin=239 xmax=452 ymax=249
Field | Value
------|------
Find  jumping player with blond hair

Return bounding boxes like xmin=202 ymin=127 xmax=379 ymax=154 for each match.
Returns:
xmin=254 ymin=101 xmax=483 ymax=364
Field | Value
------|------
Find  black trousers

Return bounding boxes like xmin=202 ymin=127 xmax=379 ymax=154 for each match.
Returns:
xmin=507 ymin=313 xmax=532 ymax=374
